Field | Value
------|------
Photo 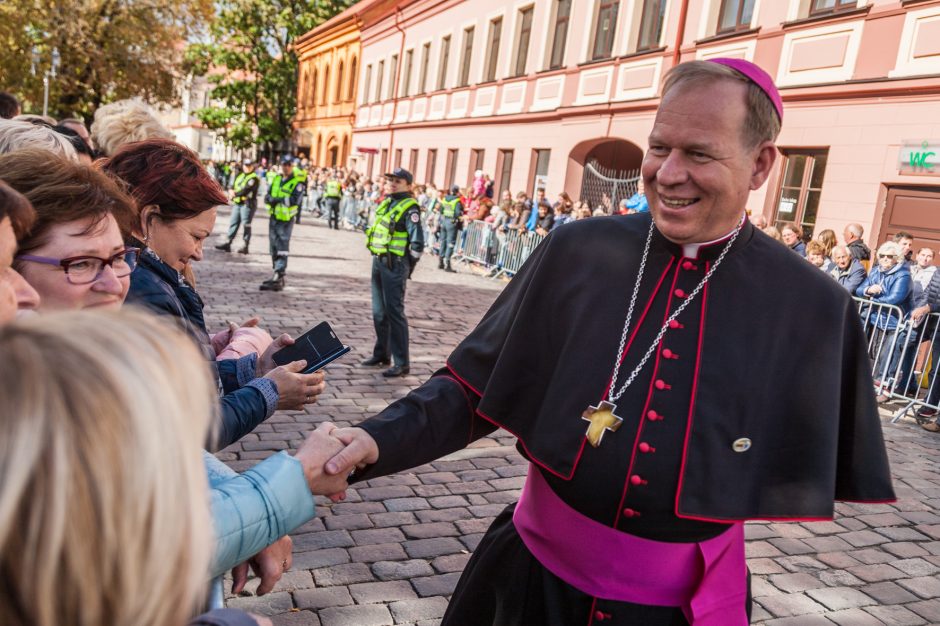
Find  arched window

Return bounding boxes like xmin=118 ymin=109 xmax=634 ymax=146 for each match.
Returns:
xmin=347 ymin=57 xmax=358 ymax=101
xmin=310 ymin=68 xmax=317 ymax=107
xmin=335 ymin=60 xmax=344 ymax=102
xmin=321 ymin=66 xmax=330 ymax=105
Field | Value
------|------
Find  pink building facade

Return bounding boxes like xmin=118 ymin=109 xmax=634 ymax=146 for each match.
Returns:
xmin=348 ymin=0 xmax=940 ymax=250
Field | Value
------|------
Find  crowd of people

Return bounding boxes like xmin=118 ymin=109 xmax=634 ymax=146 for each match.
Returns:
xmin=0 ymin=92 xmax=353 ymax=626
xmin=0 ymin=54 xmax=926 ymax=625
xmin=758 ymin=214 xmax=940 ymax=425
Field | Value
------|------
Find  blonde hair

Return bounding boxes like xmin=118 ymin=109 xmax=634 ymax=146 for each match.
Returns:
xmin=816 ymin=229 xmax=837 ymax=257
xmin=0 ymin=119 xmax=77 ymax=160
xmin=0 ymin=309 xmax=217 ymax=626
xmin=662 ymin=61 xmax=781 ymax=148
xmin=762 ymin=226 xmax=783 ymax=241
xmin=90 ymin=100 xmax=173 ymax=157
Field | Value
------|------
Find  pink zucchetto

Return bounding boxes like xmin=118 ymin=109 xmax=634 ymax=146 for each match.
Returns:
xmin=707 ymin=57 xmax=783 ymax=122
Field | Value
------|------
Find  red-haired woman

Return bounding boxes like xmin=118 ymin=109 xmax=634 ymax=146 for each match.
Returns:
xmin=101 ymin=138 xmax=325 ymax=450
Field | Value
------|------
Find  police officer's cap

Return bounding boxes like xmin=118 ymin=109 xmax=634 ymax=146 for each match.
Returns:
xmin=384 ymin=168 xmax=413 ymax=185
xmin=450 ymin=185 xmax=460 ymax=195
xmin=243 ymin=158 xmax=253 ymax=166
xmin=279 ymin=155 xmax=294 ymax=165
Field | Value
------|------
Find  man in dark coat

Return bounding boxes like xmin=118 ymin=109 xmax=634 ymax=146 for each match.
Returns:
xmin=323 ymin=59 xmax=895 ymax=625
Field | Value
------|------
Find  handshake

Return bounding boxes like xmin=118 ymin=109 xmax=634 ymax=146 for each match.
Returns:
xmin=292 ymin=422 xmax=379 ymax=498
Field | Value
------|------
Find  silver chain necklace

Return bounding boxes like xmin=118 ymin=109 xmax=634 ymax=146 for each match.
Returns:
xmin=581 ymin=217 xmax=744 ymax=448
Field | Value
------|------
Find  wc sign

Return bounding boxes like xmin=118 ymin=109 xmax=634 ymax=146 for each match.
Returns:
xmin=899 ymin=140 xmax=938 ymax=175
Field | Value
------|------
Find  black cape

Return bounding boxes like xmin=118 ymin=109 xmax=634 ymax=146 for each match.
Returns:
xmin=444 ymin=214 xmax=894 ymax=522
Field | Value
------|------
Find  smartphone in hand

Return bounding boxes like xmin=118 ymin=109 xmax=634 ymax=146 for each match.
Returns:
xmin=272 ymin=322 xmax=351 ymax=373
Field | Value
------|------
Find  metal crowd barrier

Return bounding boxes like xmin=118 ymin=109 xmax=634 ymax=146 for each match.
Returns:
xmin=853 ymin=297 xmax=940 ymax=423
xmin=450 ymin=220 xmax=545 ymax=279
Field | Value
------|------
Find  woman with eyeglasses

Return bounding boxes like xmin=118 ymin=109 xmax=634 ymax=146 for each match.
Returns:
xmin=2 ymin=149 xmax=137 ymax=311
xmin=856 ymin=241 xmax=913 ymax=396
xmin=0 ymin=149 xmax=348 ymax=606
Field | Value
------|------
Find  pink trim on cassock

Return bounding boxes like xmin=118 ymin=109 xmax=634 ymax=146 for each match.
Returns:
xmin=445 ymin=364 xmax=585 ymax=480
xmin=514 ymin=468 xmax=748 ymax=625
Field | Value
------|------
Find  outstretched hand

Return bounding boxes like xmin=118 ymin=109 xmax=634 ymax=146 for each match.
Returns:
xmin=294 ymin=423 xmax=351 ymax=497
xmin=324 ymin=427 xmax=379 ymax=479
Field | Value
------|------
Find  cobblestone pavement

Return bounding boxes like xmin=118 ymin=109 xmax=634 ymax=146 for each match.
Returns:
xmin=203 ymin=210 xmax=940 ymax=626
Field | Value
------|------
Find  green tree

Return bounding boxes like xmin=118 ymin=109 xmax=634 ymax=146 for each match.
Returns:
xmin=0 ymin=0 xmax=213 ymax=120
xmin=189 ymin=0 xmax=352 ymax=156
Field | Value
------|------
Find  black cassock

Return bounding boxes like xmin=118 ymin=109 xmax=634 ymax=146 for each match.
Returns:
xmin=354 ymin=214 xmax=895 ymax=626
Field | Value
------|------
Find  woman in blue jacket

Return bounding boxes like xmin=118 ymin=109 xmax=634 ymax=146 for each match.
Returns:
xmin=855 ymin=241 xmax=913 ymax=388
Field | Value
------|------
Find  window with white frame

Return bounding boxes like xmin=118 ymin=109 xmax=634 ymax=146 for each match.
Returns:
xmin=418 ymin=43 xmax=431 ymax=94
xmin=376 ymin=60 xmax=384 ymax=103
xmin=592 ymin=0 xmax=619 ymax=61
xmin=362 ymin=64 xmax=371 ymax=104
xmin=513 ymin=6 xmax=534 ymax=77
xmin=810 ymin=0 xmax=856 ymax=16
xmin=388 ymin=54 xmax=398 ymax=100
xmin=717 ymin=0 xmax=756 ymax=34
xmin=636 ymin=0 xmax=667 ymax=51
xmin=459 ymin=27 xmax=475 ymax=87
xmin=438 ymin=36 xmax=451 ymax=90
xmin=548 ymin=0 xmax=572 ymax=70
xmin=402 ymin=49 xmax=414 ymax=97
xmin=484 ymin=18 xmax=503 ymax=83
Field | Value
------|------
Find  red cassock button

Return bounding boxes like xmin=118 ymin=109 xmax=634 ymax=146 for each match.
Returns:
xmin=630 ymin=474 xmax=645 ymax=486
xmin=639 ymin=442 xmax=654 ymax=453
xmin=662 ymin=348 xmax=673 ymax=359
xmin=655 ymin=379 xmax=667 ymax=390
xmin=623 ymin=508 xmax=638 ymax=518
xmin=682 ymin=260 xmax=695 ymax=270
xmin=647 ymin=410 xmax=658 ymax=420
xmin=674 ymin=288 xmax=686 ymax=298
xmin=594 ymin=610 xmax=605 ymax=621
xmin=668 ymin=320 xmax=681 ymax=329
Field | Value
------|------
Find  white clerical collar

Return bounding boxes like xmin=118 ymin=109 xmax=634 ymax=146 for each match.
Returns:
xmin=680 ymin=214 xmax=747 ymax=260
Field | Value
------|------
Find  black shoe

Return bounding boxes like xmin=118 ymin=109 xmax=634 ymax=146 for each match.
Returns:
xmin=361 ymin=356 xmax=391 ymax=367
xmin=445 ymin=267 xmax=457 ymax=273
xmin=383 ymin=365 xmax=410 ymax=377
xmin=237 ymin=244 xmax=249 ymax=254
xmin=259 ymin=273 xmax=284 ymax=291
xmin=215 ymin=242 xmax=232 ymax=252
xmin=916 ymin=407 xmax=939 ymax=419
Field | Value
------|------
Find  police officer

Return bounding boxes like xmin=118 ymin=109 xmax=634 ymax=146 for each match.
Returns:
xmin=292 ymin=158 xmax=308 ymax=224
xmin=324 ymin=175 xmax=343 ymax=230
xmin=437 ymin=184 xmax=464 ymax=273
xmin=361 ymin=168 xmax=424 ymax=377
xmin=260 ymin=155 xmax=306 ymax=292
xmin=216 ymin=159 xmax=259 ymax=254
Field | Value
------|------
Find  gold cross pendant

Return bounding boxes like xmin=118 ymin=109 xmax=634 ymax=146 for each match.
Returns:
xmin=582 ymin=400 xmax=623 ymax=448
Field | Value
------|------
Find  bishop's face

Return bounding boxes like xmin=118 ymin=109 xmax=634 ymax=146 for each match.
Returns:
xmin=642 ymin=79 xmax=776 ymax=244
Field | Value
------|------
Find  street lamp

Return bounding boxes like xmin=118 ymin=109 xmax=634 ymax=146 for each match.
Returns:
xmin=31 ymin=46 xmax=60 ymax=117
xmin=42 ymin=48 xmax=61 ymax=117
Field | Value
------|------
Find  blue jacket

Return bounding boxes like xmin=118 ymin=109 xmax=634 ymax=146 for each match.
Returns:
xmin=126 ymin=247 xmax=277 ymax=450
xmin=790 ymin=240 xmax=807 ymax=256
xmin=829 ymin=259 xmax=866 ymax=295
xmin=855 ymin=262 xmax=913 ymax=330
xmin=204 ymin=452 xmax=314 ymax=576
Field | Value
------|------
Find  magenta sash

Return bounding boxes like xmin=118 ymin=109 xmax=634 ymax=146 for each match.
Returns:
xmin=512 ymin=467 xmax=748 ymax=625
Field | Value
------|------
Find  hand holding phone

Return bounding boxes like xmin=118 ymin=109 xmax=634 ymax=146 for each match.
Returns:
xmin=272 ymin=322 xmax=351 ymax=374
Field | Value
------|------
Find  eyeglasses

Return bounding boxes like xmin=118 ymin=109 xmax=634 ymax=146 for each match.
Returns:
xmin=17 ymin=247 xmax=140 ymax=285
xmin=878 ymin=254 xmax=897 ymax=259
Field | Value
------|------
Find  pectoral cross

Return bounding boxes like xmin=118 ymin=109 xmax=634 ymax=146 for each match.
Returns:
xmin=582 ymin=400 xmax=623 ymax=448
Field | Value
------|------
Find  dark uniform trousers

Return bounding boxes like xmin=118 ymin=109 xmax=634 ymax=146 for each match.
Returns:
xmin=326 ymin=197 xmax=341 ymax=229
xmin=370 ymin=254 xmax=410 ymax=367
xmin=269 ymin=218 xmax=294 ymax=274
xmin=227 ymin=202 xmax=256 ymax=245
xmin=440 ymin=219 xmax=459 ymax=265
